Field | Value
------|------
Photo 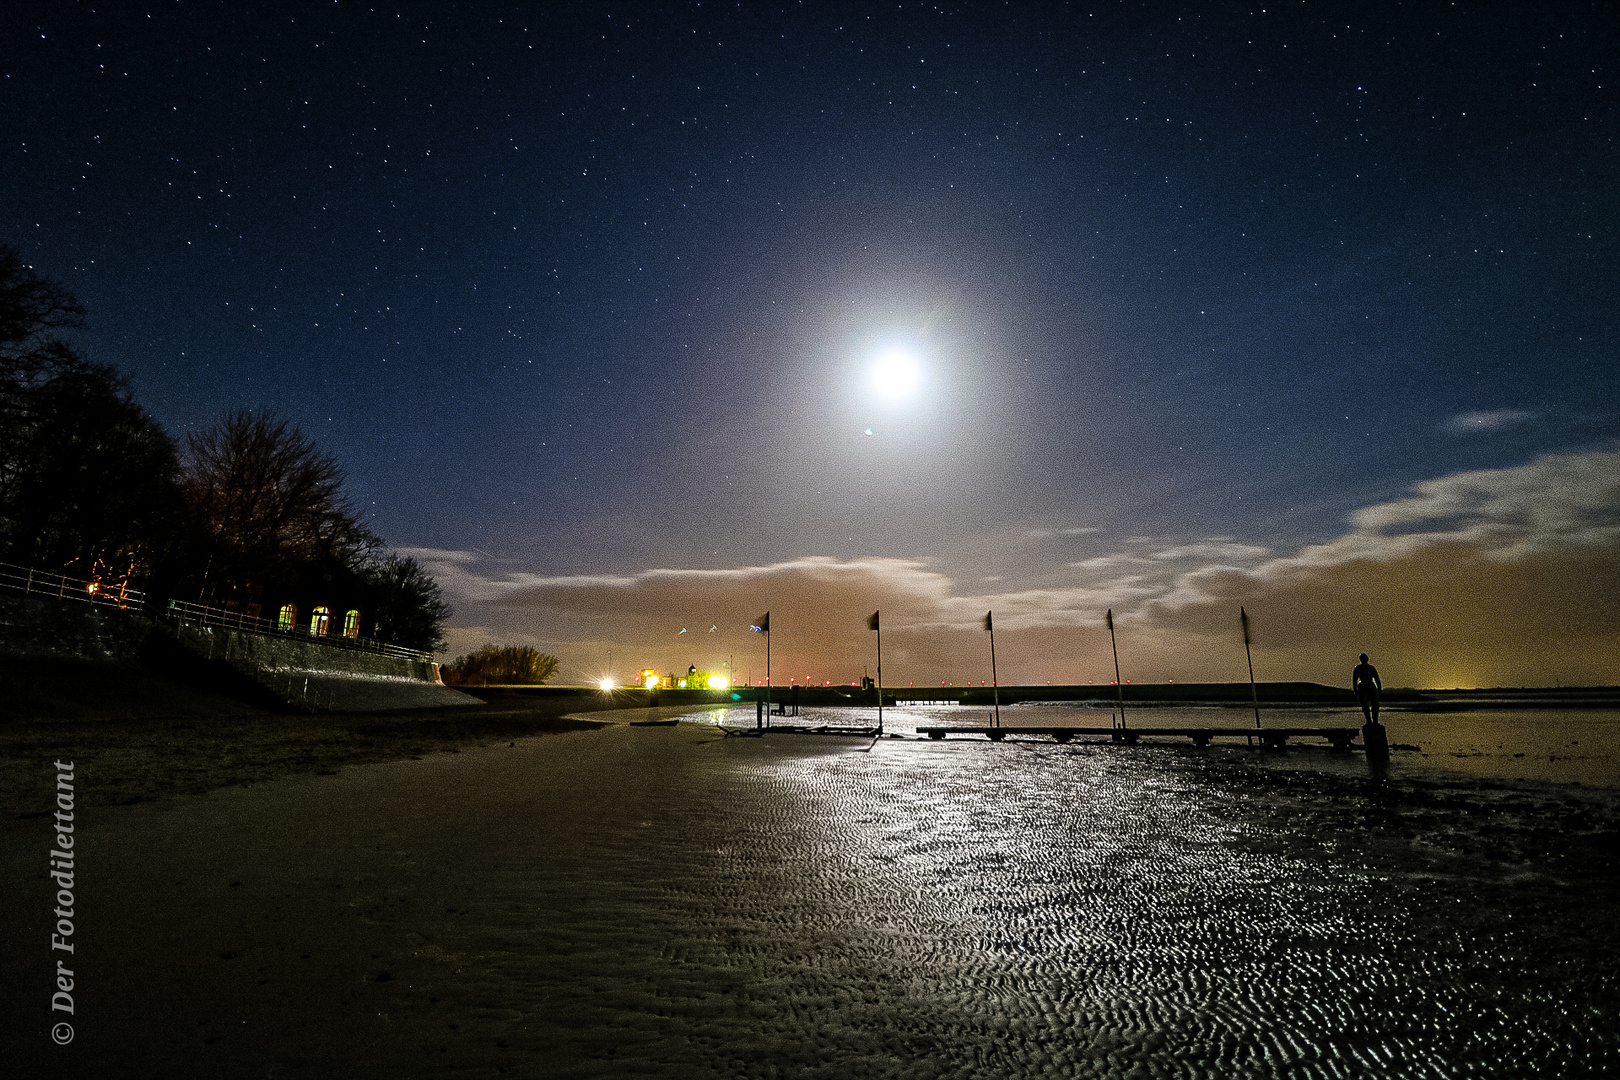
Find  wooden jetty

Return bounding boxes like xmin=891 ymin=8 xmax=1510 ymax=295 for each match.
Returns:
xmin=769 ymin=723 xmax=880 ymax=737
xmin=718 ymin=723 xmax=880 ymax=738
xmin=915 ymin=725 xmax=1361 ymax=751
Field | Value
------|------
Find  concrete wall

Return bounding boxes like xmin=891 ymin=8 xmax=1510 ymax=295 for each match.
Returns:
xmin=0 ymin=592 xmax=477 ymax=712
xmin=165 ymin=622 xmax=478 ymax=712
xmin=0 ymin=591 xmax=156 ymax=663
xmin=167 ymin=621 xmax=437 ymax=683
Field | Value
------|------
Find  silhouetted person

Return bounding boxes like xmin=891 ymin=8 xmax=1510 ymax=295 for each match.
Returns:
xmin=1352 ymin=653 xmax=1382 ymax=725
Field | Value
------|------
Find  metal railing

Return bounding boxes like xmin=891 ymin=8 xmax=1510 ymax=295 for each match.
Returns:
xmin=1 ymin=559 xmax=432 ymax=663
xmin=0 ymin=560 xmax=147 ymax=609
xmin=162 ymin=596 xmax=434 ymax=663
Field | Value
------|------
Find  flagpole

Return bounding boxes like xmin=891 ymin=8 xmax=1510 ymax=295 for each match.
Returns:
xmin=752 ymin=611 xmax=771 ymax=730
xmin=867 ymin=611 xmax=885 ymax=734
xmin=1241 ymin=607 xmax=1261 ymax=730
xmin=876 ymin=616 xmax=884 ymax=735
xmin=1107 ymin=608 xmax=1127 ymax=730
xmin=986 ymin=610 xmax=1001 ymax=729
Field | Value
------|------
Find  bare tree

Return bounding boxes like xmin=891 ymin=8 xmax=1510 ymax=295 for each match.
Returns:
xmin=182 ymin=412 xmax=378 ymax=603
xmin=0 ymin=247 xmax=87 ymax=386
xmin=365 ymin=553 xmax=452 ymax=652
xmin=0 ymin=248 xmax=94 ymax=515
xmin=0 ymin=248 xmax=181 ymax=572
xmin=2 ymin=366 xmax=180 ymax=574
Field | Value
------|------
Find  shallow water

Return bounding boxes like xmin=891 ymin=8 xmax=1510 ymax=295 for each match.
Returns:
xmin=6 ymin=722 xmax=1616 ymax=1078
xmin=689 ymin=703 xmax=1620 ymax=788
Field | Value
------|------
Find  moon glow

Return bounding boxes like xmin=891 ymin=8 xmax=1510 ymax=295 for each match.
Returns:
xmin=871 ymin=350 xmax=920 ymax=398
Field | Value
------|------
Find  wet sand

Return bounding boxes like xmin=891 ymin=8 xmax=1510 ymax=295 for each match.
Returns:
xmin=0 ymin=698 xmax=659 ymax=822
xmin=3 ymin=714 xmax=1617 ymax=1078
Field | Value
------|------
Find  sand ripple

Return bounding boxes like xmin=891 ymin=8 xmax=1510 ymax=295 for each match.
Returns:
xmin=9 ymin=719 xmax=1615 ymax=1078
xmin=420 ymin=726 xmax=1616 ymax=1078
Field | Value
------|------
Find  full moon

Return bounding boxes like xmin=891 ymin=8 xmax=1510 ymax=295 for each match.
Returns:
xmin=871 ymin=350 xmax=920 ymax=398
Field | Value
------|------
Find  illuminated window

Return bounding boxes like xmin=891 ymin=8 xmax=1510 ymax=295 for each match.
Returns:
xmin=278 ymin=604 xmax=298 ymax=631
xmin=342 ymin=609 xmax=360 ymax=638
xmin=310 ymin=606 xmax=331 ymax=635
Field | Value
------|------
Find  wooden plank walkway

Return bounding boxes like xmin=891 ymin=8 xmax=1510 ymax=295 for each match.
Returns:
xmin=718 ymin=723 xmax=880 ymax=738
xmin=915 ymin=725 xmax=1361 ymax=750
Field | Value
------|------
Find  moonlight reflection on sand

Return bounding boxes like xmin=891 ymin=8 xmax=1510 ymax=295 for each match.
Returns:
xmin=10 ymin=719 xmax=1615 ymax=1077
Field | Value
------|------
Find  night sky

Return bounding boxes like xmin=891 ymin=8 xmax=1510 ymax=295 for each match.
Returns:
xmin=4 ymin=2 xmax=1616 ymax=688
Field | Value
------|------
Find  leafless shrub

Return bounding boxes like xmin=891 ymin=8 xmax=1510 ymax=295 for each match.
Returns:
xmin=443 ymin=645 xmax=560 ymax=686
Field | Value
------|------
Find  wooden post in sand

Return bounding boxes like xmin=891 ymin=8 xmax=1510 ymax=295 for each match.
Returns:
xmin=1363 ymin=718 xmax=1389 ymax=765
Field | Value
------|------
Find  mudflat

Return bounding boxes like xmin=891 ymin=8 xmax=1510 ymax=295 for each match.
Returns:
xmin=3 ymin=714 xmax=1618 ymax=1079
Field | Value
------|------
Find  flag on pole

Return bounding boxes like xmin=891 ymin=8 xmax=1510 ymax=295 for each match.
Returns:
xmin=983 ymin=611 xmax=993 ymax=632
xmin=754 ymin=611 xmax=772 ymax=728
xmin=867 ymin=611 xmax=880 ymax=631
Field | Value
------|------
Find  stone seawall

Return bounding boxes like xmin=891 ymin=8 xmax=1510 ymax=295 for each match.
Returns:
xmin=162 ymin=622 xmax=478 ymax=712
xmin=0 ymin=590 xmax=157 ymax=663
xmin=0 ymin=592 xmax=478 ymax=712
xmin=167 ymin=621 xmax=438 ymax=683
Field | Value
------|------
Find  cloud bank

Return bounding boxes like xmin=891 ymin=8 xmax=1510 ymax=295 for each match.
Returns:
xmin=412 ymin=448 xmax=1620 ymax=689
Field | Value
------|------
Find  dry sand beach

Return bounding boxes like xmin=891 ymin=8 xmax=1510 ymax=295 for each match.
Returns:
xmin=3 ymin=702 xmax=1618 ymax=1079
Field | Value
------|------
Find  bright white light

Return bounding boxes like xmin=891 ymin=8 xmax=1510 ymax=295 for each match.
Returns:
xmin=707 ymin=674 xmax=729 ymax=689
xmin=871 ymin=350 xmax=920 ymax=398
xmin=598 ymin=678 xmax=616 ymax=692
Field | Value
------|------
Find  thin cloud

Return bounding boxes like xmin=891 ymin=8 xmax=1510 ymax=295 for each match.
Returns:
xmin=1443 ymin=408 xmax=1533 ymax=434
xmin=1277 ymin=447 xmax=1620 ymax=568
xmin=422 ymin=449 xmax=1620 ymax=686
xmin=1149 ymin=541 xmax=1271 ymax=563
